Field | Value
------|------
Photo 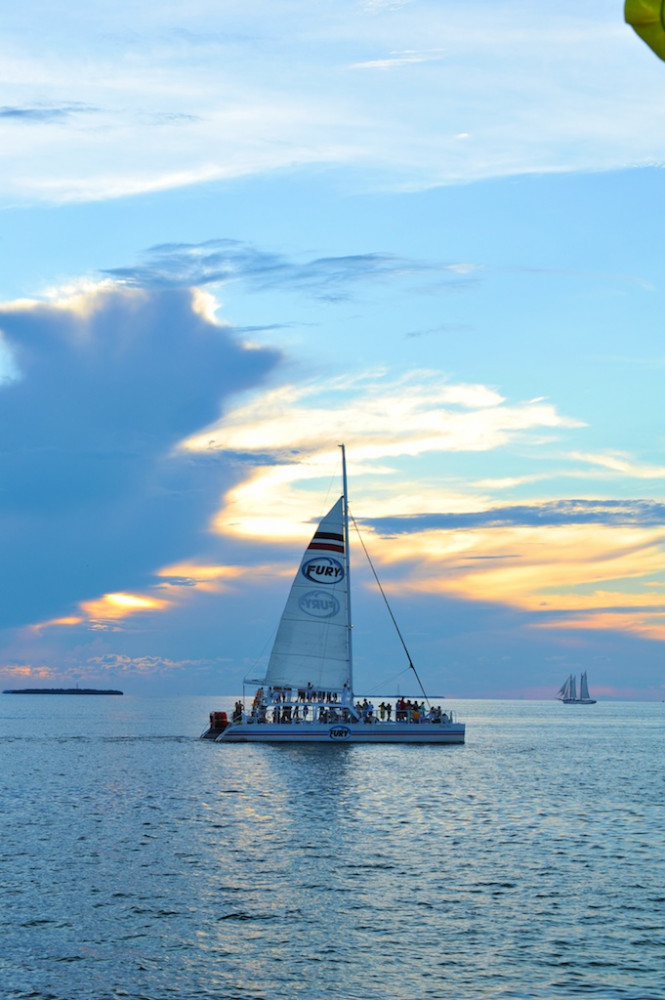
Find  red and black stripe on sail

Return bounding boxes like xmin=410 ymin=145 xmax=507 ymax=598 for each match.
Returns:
xmin=307 ymin=530 xmax=344 ymax=554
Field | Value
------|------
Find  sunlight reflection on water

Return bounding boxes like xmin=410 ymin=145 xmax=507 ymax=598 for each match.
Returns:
xmin=1 ymin=696 xmax=664 ymax=999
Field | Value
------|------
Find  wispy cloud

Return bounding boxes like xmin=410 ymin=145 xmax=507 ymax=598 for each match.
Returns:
xmin=103 ymin=239 xmax=474 ymax=300
xmin=368 ymin=499 xmax=665 ymax=532
xmin=570 ymin=451 xmax=665 ymax=479
xmin=0 ymin=104 xmax=96 ymax=123
xmin=1 ymin=3 xmax=664 ymax=203
xmin=360 ymin=0 xmax=414 ymax=11
xmin=406 ymin=323 xmax=474 ymax=339
xmin=351 ymin=48 xmax=447 ymax=70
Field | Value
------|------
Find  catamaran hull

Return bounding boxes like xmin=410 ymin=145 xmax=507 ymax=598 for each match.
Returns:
xmin=209 ymin=721 xmax=465 ymax=744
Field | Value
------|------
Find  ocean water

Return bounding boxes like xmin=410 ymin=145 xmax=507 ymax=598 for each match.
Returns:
xmin=1 ymin=695 xmax=663 ymax=1000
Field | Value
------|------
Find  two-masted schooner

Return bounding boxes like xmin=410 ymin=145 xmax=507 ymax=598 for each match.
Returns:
xmin=557 ymin=672 xmax=596 ymax=705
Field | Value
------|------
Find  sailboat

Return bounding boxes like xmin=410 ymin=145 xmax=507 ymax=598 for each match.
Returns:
xmin=202 ymin=446 xmax=465 ymax=744
xmin=557 ymin=672 xmax=597 ymax=705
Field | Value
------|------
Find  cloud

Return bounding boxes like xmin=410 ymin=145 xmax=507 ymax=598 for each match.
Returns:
xmin=351 ymin=49 xmax=448 ymax=70
xmin=174 ymin=369 xmax=583 ymax=541
xmin=406 ymin=322 xmax=475 ymax=338
xmin=360 ymin=0 xmax=414 ymax=10
xmin=103 ymin=239 xmax=472 ymax=300
xmin=570 ymin=451 xmax=665 ymax=479
xmin=2 ymin=3 xmax=664 ymax=203
xmin=536 ymin=609 xmax=665 ymax=643
xmin=368 ymin=499 xmax=665 ymax=532
xmin=0 ymin=284 xmax=279 ymax=629
xmin=369 ymin=519 xmax=665 ymax=639
xmin=167 ymin=373 xmax=665 ymax=657
xmin=0 ymin=105 xmax=94 ymax=123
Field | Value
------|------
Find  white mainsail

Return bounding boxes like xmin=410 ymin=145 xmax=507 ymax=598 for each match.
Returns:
xmin=264 ymin=496 xmax=352 ymax=694
xmin=579 ymin=671 xmax=591 ymax=701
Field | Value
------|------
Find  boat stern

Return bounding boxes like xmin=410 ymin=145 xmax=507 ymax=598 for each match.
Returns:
xmin=201 ymin=710 xmax=230 ymax=740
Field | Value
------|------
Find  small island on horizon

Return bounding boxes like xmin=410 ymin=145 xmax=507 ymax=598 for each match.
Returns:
xmin=3 ymin=688 xmax=124 ymax=696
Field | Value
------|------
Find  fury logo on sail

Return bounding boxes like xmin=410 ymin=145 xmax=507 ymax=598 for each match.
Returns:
xmin=301 ymin=557 xmax=344 ymax=584
xmin=298 ymin=591 xmax=340 ymax=619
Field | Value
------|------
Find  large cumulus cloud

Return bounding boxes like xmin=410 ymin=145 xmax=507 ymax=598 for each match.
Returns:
xmin=0 ymin=285 xmax=279 ymax=628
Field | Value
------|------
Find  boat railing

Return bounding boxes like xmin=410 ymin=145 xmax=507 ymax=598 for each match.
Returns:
xmin=238 ymin=702 xmax=459 ymax=726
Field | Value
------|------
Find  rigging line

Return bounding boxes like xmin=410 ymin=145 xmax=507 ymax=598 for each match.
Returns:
xmin=350 ymin=511 xmax=431 ymax=708
xmin=376 ymin=666 xmax=415 ymax=688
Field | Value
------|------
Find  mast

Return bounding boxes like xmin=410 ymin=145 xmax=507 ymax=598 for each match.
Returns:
xmin=340 ymin=444 xmax=354 ymax=697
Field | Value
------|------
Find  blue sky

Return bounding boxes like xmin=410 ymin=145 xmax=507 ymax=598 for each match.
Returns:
xmin=2 ymin=0 xmax=665 ymax=699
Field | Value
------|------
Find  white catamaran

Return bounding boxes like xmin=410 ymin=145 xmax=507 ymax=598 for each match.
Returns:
xmin=557 ymin=672 xmax=597 ymax=705
xmin=202 ymin=446 xmax=465 ymax=744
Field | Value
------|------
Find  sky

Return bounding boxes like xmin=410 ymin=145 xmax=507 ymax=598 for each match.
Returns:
xmin=1 ymin=0 xmax=665 ymax=701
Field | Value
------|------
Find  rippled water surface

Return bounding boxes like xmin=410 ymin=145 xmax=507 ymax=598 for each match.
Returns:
xmin=1 ymin=696 xmax=664 ymax=1000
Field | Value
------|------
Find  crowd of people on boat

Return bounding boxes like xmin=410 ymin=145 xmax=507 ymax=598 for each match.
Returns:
xmin=241 ymin=686 xmax=449 ymax=725
xmin=356 ymin=697 xmax=448 ymax=724
xmin=264 ymin=683 xmax=352 ymax=705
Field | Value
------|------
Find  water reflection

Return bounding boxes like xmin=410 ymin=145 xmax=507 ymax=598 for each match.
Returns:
xmin=2 ymin=697 xmax=664 ymax=999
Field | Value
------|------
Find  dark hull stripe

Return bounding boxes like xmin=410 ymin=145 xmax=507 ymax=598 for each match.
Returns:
xmin=215 ymin=723 xmax=465 ymax=744
xmin=221 ymin=733 xmax=464 ymax=744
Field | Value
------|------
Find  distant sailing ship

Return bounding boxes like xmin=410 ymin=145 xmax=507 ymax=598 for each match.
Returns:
xmin=557 ymin=672 xmax=596 ymax=705
xmin=202 ymin=445 xmax=465 ymax=744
